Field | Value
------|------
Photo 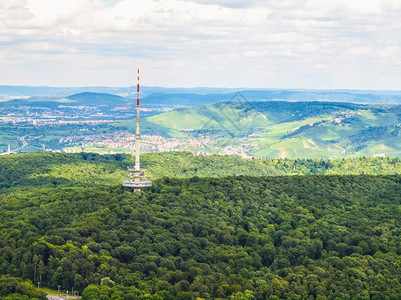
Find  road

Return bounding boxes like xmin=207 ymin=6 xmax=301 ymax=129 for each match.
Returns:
xmin=386 ymin=168 xmax=399 ymax=174
xmin=13 ymin=135 xmax=28 ymax=153
xmin=0 ymin=135 xmax=29 ymax=155
xmin=46 ymin=295 xmax=81 ymax=300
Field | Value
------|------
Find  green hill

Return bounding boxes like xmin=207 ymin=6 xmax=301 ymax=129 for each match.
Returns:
xmin=2 ymin=153 xmax=401 ymax=299
xmin=66 ymin=92 xmax=126 ymax=105
xmin=133 ymin=101 xmax=401 ymax=159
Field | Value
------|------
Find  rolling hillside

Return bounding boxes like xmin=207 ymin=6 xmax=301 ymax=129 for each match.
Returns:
xmin=139 ymin=101 xmax=401 ymax=159
xmin=66 ymin=92 xmax=127 ymax=105
xmin=3 ymin=87 xmax=401 ymax=159
xmin=2 ymin=85 xmax=401 ymax=104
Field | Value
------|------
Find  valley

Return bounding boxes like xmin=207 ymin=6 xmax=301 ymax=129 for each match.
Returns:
xmin=2 ymin=88 xmax=401 ymax=159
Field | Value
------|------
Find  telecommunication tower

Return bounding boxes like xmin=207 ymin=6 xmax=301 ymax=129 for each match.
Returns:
xmin=122 ymin=69 xmax=152 ymax=192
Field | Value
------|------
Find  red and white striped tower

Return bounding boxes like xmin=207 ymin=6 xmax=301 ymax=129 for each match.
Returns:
xmin=135 ymin=69 xmax=141 ymax=178
xmin=122 ymin=69 xmax=152 ymax=192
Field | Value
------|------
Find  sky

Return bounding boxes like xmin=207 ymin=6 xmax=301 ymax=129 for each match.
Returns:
xmin=0 ymin=0 xmax=400 ymax=89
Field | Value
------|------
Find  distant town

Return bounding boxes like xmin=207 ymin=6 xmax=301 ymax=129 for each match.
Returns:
xmin=0 ymin=100 xmax=255 ymax=158
xmin=62 ymin=133 xmax=255 ymax=158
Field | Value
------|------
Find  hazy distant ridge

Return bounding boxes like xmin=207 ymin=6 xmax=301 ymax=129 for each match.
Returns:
xmin=2 ymin=85 xmax=401 ymax=105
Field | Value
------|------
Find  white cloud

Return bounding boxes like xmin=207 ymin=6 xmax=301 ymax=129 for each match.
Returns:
xmin=0 ymin=0 xmax=400 ymax=89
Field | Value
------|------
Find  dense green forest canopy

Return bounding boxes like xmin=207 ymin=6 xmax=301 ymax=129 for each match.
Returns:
xmin=2 ymin=153 xmax=401 ymax=299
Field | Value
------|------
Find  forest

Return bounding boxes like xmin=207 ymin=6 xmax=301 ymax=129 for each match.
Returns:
xmin=1 ymin=153 xmax=401 ymax=299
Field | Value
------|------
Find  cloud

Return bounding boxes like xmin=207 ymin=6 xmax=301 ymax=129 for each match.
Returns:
xmin=0 ymin=0 xmax=400 ymax=89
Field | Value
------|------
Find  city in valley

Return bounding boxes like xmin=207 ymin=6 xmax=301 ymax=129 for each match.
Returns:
xmin=0 ymin=94 xmax=256 ymax=158
xmin=3 ymin=88 xmax=401 ymax=159
xmin=63 ymin=133 xmax=254 ymax=159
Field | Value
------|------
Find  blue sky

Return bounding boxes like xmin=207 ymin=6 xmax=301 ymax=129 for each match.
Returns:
xmin=0 ymin=0 xmax=400 ymax=90
xmin=104 ymin=0 xmax=122 ymax=6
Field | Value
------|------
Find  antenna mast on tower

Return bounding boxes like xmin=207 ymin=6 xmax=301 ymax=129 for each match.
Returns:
xmin=122 ymin=69 xmax=152 ymax=192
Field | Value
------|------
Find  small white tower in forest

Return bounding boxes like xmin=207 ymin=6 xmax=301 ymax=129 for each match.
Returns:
xmin=122 ymin=69 xmax=152 ymax=192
